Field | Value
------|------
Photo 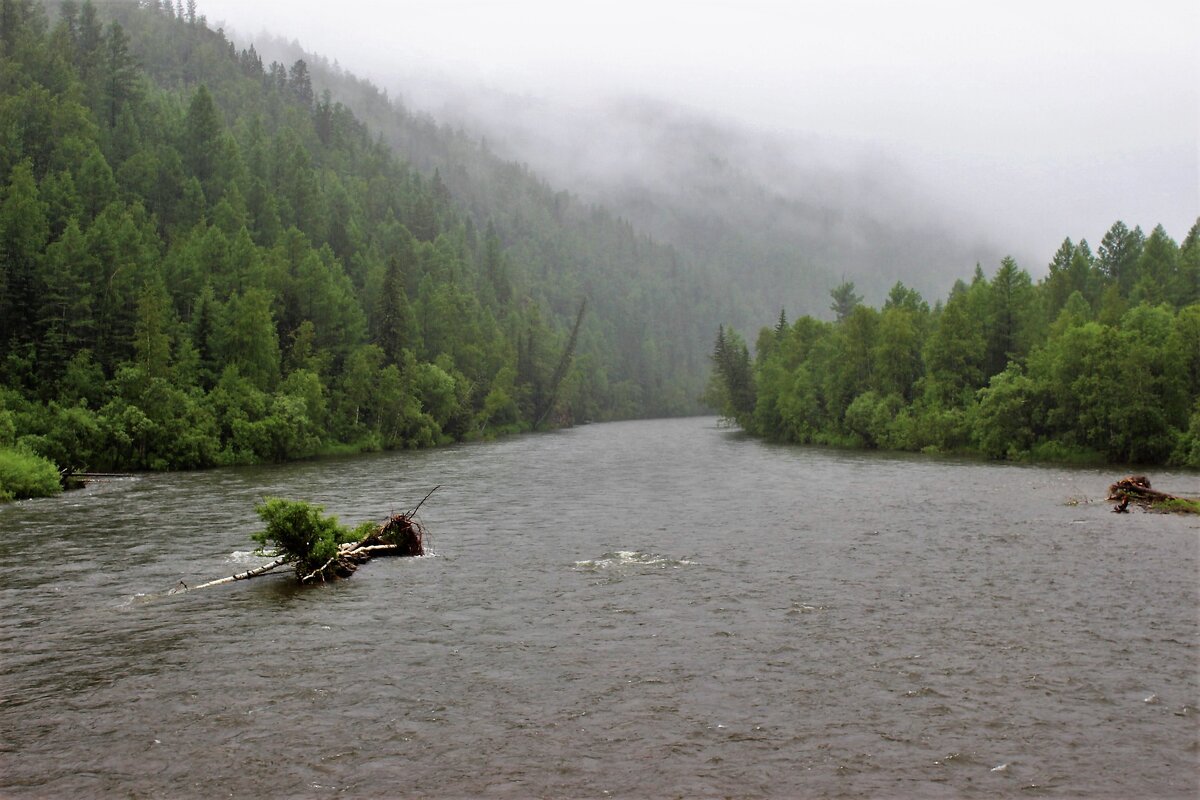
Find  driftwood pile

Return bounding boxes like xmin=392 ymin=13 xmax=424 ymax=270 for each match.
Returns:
xmin=1107 ymin=475 xmax=1187 ymax=513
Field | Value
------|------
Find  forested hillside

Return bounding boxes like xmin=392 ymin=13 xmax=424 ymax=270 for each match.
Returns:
xmin=226 ymin=34 xmax=731 ymax=405
xmin=708 ymin=224 xmax=1200 ymax=466
xmin=0 ymin=0 xmax=721 ymax=494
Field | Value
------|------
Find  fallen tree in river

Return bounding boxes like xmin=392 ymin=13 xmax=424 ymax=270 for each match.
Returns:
xmin=1107 ymin=476 xmax=1199 ymax=514
xmin=174 ymin=488 xmax=434 ymax=592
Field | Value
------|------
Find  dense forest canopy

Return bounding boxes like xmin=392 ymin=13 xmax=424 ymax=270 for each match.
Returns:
xmin=0 ymin=0 xmax=723 ymax=494
xmin=707 ymin=224 xmax=1200 ymax=466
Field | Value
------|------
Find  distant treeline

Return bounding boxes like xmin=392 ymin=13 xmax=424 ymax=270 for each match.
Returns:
xmin=708 ymin=224 xmax=1200 ymax=466
xmin=0 ymin=0 xmax=717 ymax=496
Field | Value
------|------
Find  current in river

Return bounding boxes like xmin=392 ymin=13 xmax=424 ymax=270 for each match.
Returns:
xmin=1 ymin=417 xmax=1197 ymax=797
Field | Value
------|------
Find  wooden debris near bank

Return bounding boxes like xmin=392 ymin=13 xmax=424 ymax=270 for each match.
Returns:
xmin=172 ymin=488 xmax=434 ymax=594
xmin=1107 ymin=476 xmax=1196 ymax=513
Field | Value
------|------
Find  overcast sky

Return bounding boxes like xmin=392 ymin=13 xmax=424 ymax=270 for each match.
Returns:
xmin=199 ymin=0 xmax=1198 ymax=262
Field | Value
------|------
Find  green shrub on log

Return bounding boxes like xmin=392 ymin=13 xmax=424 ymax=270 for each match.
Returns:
xmin=251 ymin=498 xmax=359 ymax=578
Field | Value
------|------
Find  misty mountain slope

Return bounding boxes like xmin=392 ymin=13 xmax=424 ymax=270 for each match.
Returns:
xmin=191 ymin=32 xmax=732 ymax=415
xmin=388 ymin=84 xmax=1005 ymax=318
xmin=246 ymin=35 xmax=1001 ymax=331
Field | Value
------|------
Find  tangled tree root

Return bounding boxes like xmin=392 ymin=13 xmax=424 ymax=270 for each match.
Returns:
xmin=297 ymin=511 xmax=427 ymax=583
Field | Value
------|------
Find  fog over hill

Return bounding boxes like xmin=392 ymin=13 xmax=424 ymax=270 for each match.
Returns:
xmin=233 ymin=36 xmax=1010 ymax=319
xmin=380 ymin=78 xmax=1007 ymax=313
xmin=202 ymin=0 xmax=1198 ymax=317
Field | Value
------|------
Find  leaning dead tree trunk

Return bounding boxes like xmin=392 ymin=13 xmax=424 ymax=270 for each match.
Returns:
xmin=534 ymin=297 xmax=587 ymax=430
xmin=1107 ymin=475 xmax=1190 ymax=513
xmin=172 ymin=488 xmax=436 ymax=593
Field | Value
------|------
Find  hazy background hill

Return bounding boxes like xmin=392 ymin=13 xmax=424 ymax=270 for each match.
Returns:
xmin=391 ymin=82 xmax=1008 ymax=315
xmin=246 ymin=35 xmax=1006 ymax=323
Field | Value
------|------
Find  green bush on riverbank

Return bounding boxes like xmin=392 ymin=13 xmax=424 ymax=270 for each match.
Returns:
xmin=0 ymin=448 xmax=62 ymax=503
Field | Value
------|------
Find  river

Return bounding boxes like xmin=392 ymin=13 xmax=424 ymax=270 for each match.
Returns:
xmin=1 ymin=417 xmax=1197 ymax=798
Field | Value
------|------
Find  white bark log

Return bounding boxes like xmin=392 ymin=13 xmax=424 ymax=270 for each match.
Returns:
xmin=172 ymin=556 xmax=288 ymax=593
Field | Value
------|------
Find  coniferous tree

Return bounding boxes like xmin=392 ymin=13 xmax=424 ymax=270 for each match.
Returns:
xmin=215 ymin=287 xmax=280 ymax=392
xmin=1179 ymin=219 xmax=1200 ymax=307
xmin=1097 ymin=221 xmax=1145 ymax=294
xmin=76 ymin=147 xmax=117 ymax=221
xmin=181 ymin=85 xmax=222 ymax=192
xmin=1131 ymin=224 xmax=1179 ymax=306
xmin=75 ymin=0 xmax=103 ymax=81
xmin=102 ymin=20 xmax=138 ymax=129
xmin=0 ymin=161 xmax=49 ymax=349
xmin=376 ymin=256 xmax=413 ymax=366
xmin=288 ymin=59 xmax=313 ymax=107
xmin=133 ymin=275 xmax=175 ymax=380
xmin=57 ymin=0 xmax=80 ymax=44
xmin=709 ymin=324 xmax=755 ymax=423
xmin=482 ymin=220 xmax=511 ymax=304
xmin=190 ymin=282 xmax=218 ymax=389
xmin=1043 ymin=237 xmax=1076 ymax=316
xmin=985 ymin=256 xmax=1034 ymax=378
xmin=38 ymin=218 xmax=96 ymax=385
xmin=0 ymin=0 xmax=37 ymax=55
xmin=829 ymin=280 xmax=862 ymax=322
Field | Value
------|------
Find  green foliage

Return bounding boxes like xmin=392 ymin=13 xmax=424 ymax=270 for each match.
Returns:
xmin=1171 ymin=401 xmax=1200 ymax=469
xmin=973 ymin=367 xmax=1037 ymax=459
xmin=843 ymin=391 xmax=902 ymax=449
xmin=829 ymin=281 xmax=862 ymax=322
xmin=0 ymin=160 xmax=49 ymax=350
xmin=709 ymin=231 xmax=1199 ymax=466
xmin=1152 ymin=498 xmax=1200 ymax=514
xmin=0 ymin=446 xmax=62 ymax=502
xmin=4 ymin=3 xmax=1196 ymax=475
xmin=0 ymin=405 xmax=15 ymax=446
xmin=251 ymin=497 xmax=357 ymax=577
xmin=707 ymin=326 xmax=755 ymax=427
xmin=0 ymin=0 xmax=729 ymax=474
xmin=18 ymin=400 xmax=100 ymax=473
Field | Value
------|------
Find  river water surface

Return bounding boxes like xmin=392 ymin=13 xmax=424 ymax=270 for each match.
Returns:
xmin=1 ymin=417 xmax=1197 ymax=798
